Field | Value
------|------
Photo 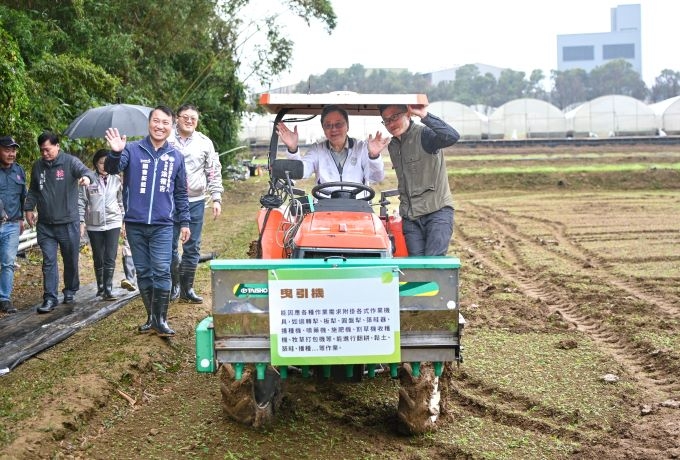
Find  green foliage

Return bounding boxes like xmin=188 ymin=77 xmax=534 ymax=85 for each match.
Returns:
xmin=28 ymin=54 xmax=120 ymax=131
xmin=588 ymin=59 xmax=648 ymax=101
xmin=552 ymin=60 xmax=650 ymax=109
xmin=284 ymin=60 xmax=677 ymax=111
xmin=0 ymin=28 xmax=29 ymax=136
xmin=0 ymin=0 xmax=336 ymax=167
xmin=294 ymin=64 xmax=430 ymax=94
xmin=1 ymin=0 xmax=676 ymax=169
xmin=492 ymin=69 xmax=530 ymax=106
xmin=286 ymin=0 xmax=336 ymax=31
xmin=0 ymin=3 xmax=70 ymax=65
xmin=550 ymin=68 xmax=589 ymax=109
xmin=650 ymin=69 xmax=680 ymax=103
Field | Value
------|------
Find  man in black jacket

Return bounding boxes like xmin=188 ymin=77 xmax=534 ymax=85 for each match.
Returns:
xmin=24 ymin=131 xmax=97 ymax=313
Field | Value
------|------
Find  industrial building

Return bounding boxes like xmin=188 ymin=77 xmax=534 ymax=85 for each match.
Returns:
xmin=556 ymin=4 xmax=642 ymax=76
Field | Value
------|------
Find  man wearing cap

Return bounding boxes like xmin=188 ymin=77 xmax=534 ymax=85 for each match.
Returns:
xmin=24 ymin=131 xmax=97 ymax=313
xmin=0 ymin=136 xmax=27 ymax=314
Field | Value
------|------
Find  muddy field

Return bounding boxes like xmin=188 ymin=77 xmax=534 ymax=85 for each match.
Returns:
xmin=1 ymin=144 xmax=679 ymax=459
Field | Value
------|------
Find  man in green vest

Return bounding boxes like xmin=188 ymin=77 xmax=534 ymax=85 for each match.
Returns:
xmin=378 ymin=104 xmax=460 ymax=256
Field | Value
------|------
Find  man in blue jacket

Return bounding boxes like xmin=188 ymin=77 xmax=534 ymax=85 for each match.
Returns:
xmin=0 ymin=135 xmax=27 ymax=314
xmin=104 ymin=106 xmax=191 ymax=337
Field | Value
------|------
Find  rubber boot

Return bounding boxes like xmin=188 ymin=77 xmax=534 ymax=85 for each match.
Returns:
xmin=179 ymin=265 xmax=203 ymax=304
xmin=103 ymin=268 xmax=118 ymax=300
xmin=138 ymin=286 xmax=154 ymax=333
xmin=0 ymin=300 xmax=17 ymax=314
xmin=95 ymin=267 xmax=104 ymax=297
xmin=121 ymin=254 xmax=137 ymax=291
xmin=170 ymin=255 xmax=181 ymax=301
xmin=151 ymin=289 xmax=175 ymax=337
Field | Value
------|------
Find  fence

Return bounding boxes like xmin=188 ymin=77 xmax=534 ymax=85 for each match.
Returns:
xmin=18 ymin=229 xmax=37 ymax=253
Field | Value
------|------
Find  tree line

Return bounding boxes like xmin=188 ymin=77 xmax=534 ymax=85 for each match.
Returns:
xmin=0 ymin=0 xmax=336 ymax=170
xmin=293 ymin=62 xmax=680 ymax=111
xmin=2 ymin=0 xmax=677 ymax=173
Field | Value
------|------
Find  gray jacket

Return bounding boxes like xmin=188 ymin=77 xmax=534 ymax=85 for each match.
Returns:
xmin=79 ymin=173 xmax=124 ymax=231
xmin=168 ymin=130 xmax=223 ymax=203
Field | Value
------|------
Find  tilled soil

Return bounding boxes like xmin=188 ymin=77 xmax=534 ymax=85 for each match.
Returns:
xmin=1 ymin=146 xmax=679 ymax=459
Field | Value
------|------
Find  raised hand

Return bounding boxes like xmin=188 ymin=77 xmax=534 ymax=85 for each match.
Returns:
xmin=408 ymin=104 xmax=428 ymax=119
xmin=105 ymin=128 xmax=127 ymax=152
xmin=275 ymin=122 xmax=299 ymax=152
xmin=367 ymin=131 xmax=390 ymax=158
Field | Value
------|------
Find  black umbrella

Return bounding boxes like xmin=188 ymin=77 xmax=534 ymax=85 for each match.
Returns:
xmin=64 ymin=104 xmax=153 ymax=139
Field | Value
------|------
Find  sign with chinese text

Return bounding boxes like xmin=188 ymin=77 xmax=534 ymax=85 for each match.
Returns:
xmin=268 ymin=266 xmax=400 ymax=365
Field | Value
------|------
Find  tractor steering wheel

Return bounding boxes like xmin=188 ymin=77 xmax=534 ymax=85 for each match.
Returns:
xmin=311 ymin=182 xmax=376 ymax=202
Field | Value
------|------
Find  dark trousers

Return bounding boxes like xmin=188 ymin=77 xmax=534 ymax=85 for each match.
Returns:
xmin=88 ymin=228 xmax=121 ymax=272
xmin=172 ymin=200 xmax=205 ymax=268
xmin=37 ymin=221 xmax=81 ymax=302
xmin=402 ymin=206 xmax=454 ymax=256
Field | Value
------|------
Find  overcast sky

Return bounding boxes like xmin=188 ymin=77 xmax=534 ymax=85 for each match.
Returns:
xmin=246 ymin=0 xmax=678 ymax=92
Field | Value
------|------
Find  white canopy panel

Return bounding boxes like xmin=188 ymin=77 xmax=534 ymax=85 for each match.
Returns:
xmin=488 ymin=98 xmax=566 ymax=139
xmin=565 ymin=95 xmax=656 ymax=137
xmin=650 ymin=96 xmax=680 ymax=134
xmin=428 ymin=101 xmax=487 ymax=140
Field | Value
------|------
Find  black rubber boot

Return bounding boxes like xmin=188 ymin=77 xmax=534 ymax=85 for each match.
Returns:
xmin=137 ymin=287 xmax=154 ymax=333
xmin=103 ymin=268 xmax=118 ymax=300
xmin=95 ymin=267 xmax=104 ymax=297
xmin=170 ymin=255 xmax=181 ymax=301
xmin=0 ymin=300 xmax=17 ymax=314
xmin=151 ymin=289 xmax=175 ymax=337
xmin=179 ymin=265 xmax=203 ymax=304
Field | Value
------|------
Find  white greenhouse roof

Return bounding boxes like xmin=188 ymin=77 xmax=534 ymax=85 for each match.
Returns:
xmin=488 ymin=98 xmax=566 ymax=139
xmin=565 ymin=95 xmax=656 ymax=137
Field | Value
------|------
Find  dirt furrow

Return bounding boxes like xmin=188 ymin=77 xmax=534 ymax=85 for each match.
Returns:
xmin=456 ymin=224 xmax=680 ymax=459
xmin=469 ymin=204 xmax=680 ymax=318
xmin=456 ymin=215 xmax=679 ymax=400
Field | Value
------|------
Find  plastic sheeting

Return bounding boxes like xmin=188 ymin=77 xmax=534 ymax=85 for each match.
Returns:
xmin=0 ymin=282 xmax=138 ymax=372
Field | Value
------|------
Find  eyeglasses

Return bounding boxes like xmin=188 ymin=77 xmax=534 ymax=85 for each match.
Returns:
xmin=322 ymin=122 xmax=346 ymax=131
xmin=381 ymin=112 xmax=406 ymax=125
xmin=179 ymin=115 xmax=198 ymax=122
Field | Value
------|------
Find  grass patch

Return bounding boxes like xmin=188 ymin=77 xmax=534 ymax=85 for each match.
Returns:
xmin=452 ymin=162 xmax=680 ymax=175
xmin=463 ymin=330 xmax=633 ymax=433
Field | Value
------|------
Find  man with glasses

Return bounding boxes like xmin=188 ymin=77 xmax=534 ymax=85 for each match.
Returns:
xmin=104 ymin=106 xmax=190 ymax=337
xmin=0 ymin=136 xmax=27 ymax=314
xmin=276 ymin=105 xmax=389 ymax=195
xmin=378 ymin=104 xmax=460 ymax=256
xmin=167 ymin=104 xmax=223 ymax=304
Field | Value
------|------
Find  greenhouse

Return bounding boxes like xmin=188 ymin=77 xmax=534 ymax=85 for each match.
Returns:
xmin=239 ymin=113 xmax=386 ymax=146
xmin=650 ymin=95 xmax=680 ymax=135
xmin=487 ymin=98 xmax=566 ymax=139
xmin=565 ymin=95 xmax=657 ymax=138
xmin=427 ymin=101 xmax=487 ymax=140
xmin=239 ymin=113 xmax=328 ymax=146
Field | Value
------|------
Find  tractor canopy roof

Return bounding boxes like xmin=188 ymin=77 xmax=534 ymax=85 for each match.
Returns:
xmin=258 ymin=91 xmax=429 ymax=117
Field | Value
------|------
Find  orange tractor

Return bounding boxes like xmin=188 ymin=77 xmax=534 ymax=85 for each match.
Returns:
xmin=196 ymin=92 xmax=464 ymax=434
